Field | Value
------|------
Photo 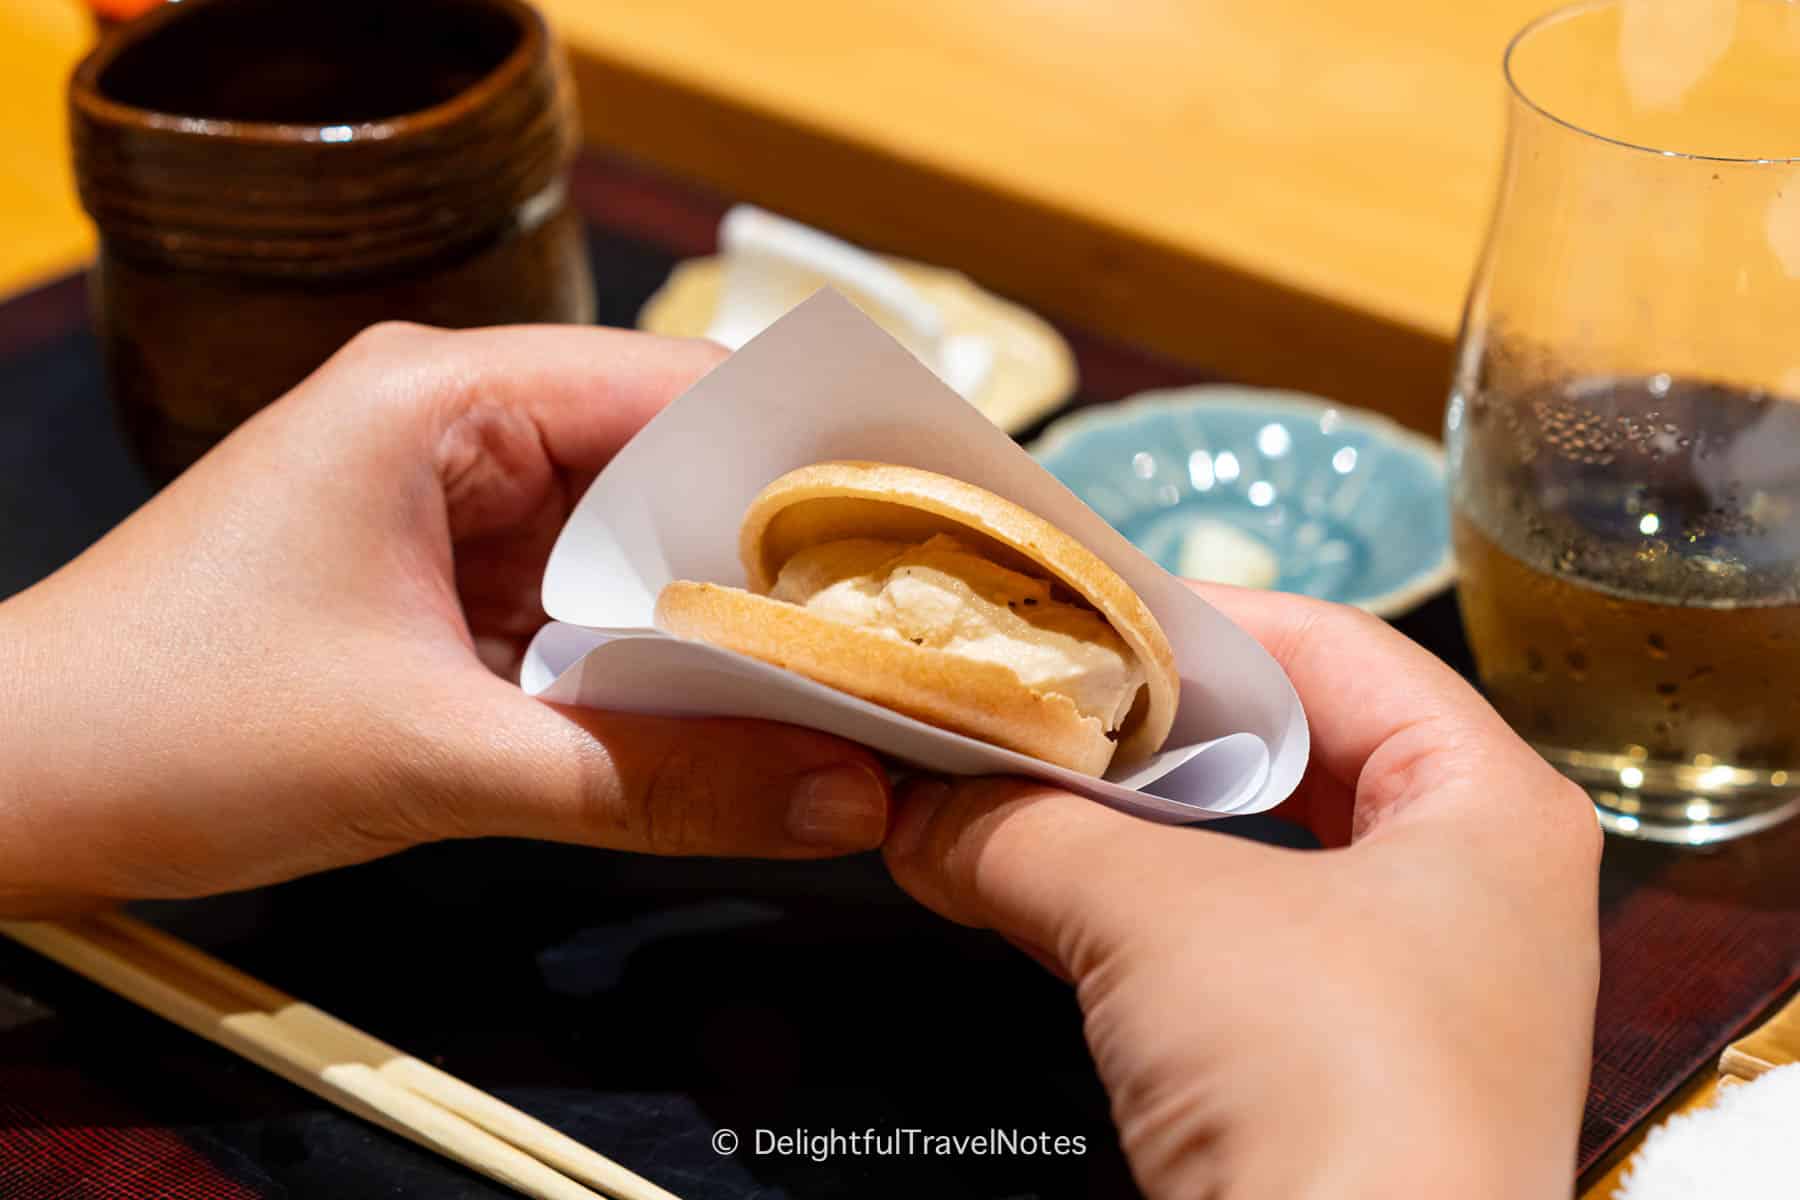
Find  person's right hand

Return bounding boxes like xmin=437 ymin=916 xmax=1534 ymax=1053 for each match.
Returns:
xmin=885 ymin=587 xmax=1602 ymax=1199
xmin=0 ymin=323 xmax=889 ymax=916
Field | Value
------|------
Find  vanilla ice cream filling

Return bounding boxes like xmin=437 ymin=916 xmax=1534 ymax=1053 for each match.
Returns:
xmin=768 ymin=534 xmax=1146 ymax=731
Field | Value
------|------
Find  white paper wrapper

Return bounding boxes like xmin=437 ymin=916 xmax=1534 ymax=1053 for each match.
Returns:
xmin=523 ymin=292 xmax=1309 ymax=822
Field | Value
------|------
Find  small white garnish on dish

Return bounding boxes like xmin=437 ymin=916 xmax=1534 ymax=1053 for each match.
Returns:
xmin=1177 ymin=520 xmax=1280 ymax=590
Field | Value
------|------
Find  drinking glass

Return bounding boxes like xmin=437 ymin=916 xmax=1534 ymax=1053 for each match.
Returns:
xmin=1448 ymin=0 xmax=1800 ymax=844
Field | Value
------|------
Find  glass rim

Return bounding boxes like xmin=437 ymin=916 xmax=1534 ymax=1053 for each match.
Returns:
xmin=1503 ymin=0 xmax=1800 ymax=167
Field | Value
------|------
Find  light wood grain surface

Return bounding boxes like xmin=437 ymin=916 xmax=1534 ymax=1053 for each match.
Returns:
xmin=543 ymin=0 xmax=1534 ymax=340
xmin=0 ymin=0 xmax=94 ymax=296
xmin=541 ymin=0 xmax=1560 ymax=427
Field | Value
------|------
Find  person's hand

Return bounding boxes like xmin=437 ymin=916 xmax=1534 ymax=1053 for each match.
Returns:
xmin=0 ymin=324 xmax=889 ymax=916
xmin=884 ymin=588 xmax=1601 ymax=1198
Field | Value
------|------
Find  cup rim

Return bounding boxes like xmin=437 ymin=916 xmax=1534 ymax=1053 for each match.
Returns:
xmin=69 ymin=0 xmax=546 ymax=146
xmin=1503 ymin=0 xmax=1800 ymax=167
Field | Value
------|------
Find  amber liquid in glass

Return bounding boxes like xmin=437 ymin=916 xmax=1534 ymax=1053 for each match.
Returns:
xmin=1453 ymin=377 xmax=1800 ymax=840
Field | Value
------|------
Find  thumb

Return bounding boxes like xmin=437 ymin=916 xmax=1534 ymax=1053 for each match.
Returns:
xmin=430 ymin=680 xmax=891 ymax=858
xmin=882 ymin=776 xmax=1261 ymax=978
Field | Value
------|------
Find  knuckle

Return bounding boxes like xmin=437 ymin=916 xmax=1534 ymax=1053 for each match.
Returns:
xmin=631 ymin=741 xmax=727 ymax=855
xmin=345 ymin=319 xmax=439 ymax=358
xmin=937 ymin=782 xmax=1065 ymax=917
xmin=1545 ymin=774 xmax=1604 ymax=866
xmin=936 ymin=816 xmax=987 ymax=907
xmin=1272 ymin=599 xmax=1381 ymax=681
xmin=328 ymin=322 xmax=450 ymax=399
xmin=297 ymin=321 xmax=452 ymax=426
xmin=1316 ymin=600 xmax=1392 ymax=646
xmin=932 ymin=783 xmax=1019 ymax=887
xmin=1349 ymin=715 xmax=1447 ymax=830
xmin=884 ymin=782 xmax=990 ymax=917
xmin=327 ymin=322 xmax=476 ymax=438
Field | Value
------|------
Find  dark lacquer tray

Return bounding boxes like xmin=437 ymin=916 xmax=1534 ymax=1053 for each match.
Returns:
xmin=2 ymin=151 xmax=1795 ymax=1199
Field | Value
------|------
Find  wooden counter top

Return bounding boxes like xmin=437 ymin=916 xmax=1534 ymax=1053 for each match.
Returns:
xmin=4 ymin=0 xmax=1550 ymax=429
xmin=539 ymin=0 xmax=1551 ymax=429
xmin=0 ymin=1 xmax=93 ymax=296
xmin=542 ymin=0 xmax=1535 ymax=341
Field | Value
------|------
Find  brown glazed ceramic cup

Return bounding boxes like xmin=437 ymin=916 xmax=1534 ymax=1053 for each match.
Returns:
xmin=70 ymin=0 xmax=595 ymax=483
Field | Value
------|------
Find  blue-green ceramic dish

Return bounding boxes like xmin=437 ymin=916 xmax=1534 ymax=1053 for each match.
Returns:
xmin=1031 ymin=386 xmax=1454 ymax=617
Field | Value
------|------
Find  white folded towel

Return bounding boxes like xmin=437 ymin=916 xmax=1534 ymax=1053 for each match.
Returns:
xmin=1616 ymin=1063 xmax=1800 ymax=1198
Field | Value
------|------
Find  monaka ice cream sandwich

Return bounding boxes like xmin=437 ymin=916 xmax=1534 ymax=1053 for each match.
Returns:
xmin=655 ymin=462 xmax=1178 ymax=776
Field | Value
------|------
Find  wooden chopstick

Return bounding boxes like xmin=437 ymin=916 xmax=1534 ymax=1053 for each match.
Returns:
xmin=1720 ymin=983 xmax=1800 ymax=1081
xmin=0 ymin=912 xmax=684 ymax=1200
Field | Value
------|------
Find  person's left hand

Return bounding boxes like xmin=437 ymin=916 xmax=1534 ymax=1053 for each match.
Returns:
xmin=883 ymin=587 xmax=1601 ymax=1198
xmin=0 ymin=323 xmax=891 ymax=916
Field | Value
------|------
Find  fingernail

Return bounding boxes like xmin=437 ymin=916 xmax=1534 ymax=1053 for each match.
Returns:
xmin=887 ymin=780 xmax=952 ymax=860
xmin=787 ymin=764 xmax=888 ymax=850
